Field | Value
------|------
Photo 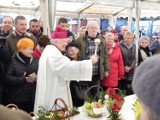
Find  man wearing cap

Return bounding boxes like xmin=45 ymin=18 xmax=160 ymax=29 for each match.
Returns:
xmin=34 ymin=26 xmax=98 ymax=112
xmin=132 ymin=55 xmax=160 ymax=119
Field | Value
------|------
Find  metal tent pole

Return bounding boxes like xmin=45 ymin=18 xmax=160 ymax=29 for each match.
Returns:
xmin=135 ymin=0 xmax=141 ymax=68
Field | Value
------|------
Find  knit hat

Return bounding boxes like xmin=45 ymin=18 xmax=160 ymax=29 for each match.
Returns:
xmin=132 ymin=55 xmax=160 ymax=115
xmin=110 ymin=29 xmax=118 ymax=34
xmin=17 ymin=38 xmax=34 ymax=51
xmin=51 ymin=26 xmax=67 ymax=39
xmin=66 ymin=42 xmax=79 ymax=50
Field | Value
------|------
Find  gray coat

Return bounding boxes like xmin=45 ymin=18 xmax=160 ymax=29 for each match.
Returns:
xmin=119 ymin=41 xmax=136 ymax=69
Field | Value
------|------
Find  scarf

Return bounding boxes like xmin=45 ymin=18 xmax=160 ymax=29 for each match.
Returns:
xmin=107 ymin=42 xmax=116 ymax=55
xmin=18 ymin=52 xmax=31 ymax=65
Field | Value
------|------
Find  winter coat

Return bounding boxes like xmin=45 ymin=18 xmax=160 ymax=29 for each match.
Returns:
xmin=0 ymin=29 xmax=13 ymax=45
xmin=5 ymin=31 xmax=37 ymax=55
xmin=149 ymin=40 xmax=159 ymax=54
xmin=5 ymin=52 xmax=38 ymax=104
xmin=118 ymin=34 xmax=123 ymax=42
xmin=119 ymin=41 xmax=136 ymax=81
xmin=119 ymin=42 xmax=136 ymax=69
xmin=27 ymin=29 xmax=42 ymax=40
xmin=101 ymin=42 xmax=124 ymax=87
xmin=138 ymin=46 xmax=152 ymax=65
xmin=33 ymin=47 xmax=41 ymax=60
xmin=0 ymin=44 xmax=11 ymax=102
xmin=76 ymin=33 xmax=110 ymax=80
xmin=34 ymin=45 xmax=92 ymax=112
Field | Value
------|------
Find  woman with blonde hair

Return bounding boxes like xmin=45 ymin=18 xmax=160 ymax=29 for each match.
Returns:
xmin=101 ymin=33 xmax=124 ymax=90
xmin=5 ymin=38 xmax=38 ymax=113
xmin=119 ymin=31 xmax=136 ymax=95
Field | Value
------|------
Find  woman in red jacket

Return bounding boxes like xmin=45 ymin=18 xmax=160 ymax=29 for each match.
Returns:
xmin=101 ymin=33 xmax=124 ymax=90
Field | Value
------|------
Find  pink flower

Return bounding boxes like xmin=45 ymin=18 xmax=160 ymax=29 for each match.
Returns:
xmin=111 ymin=103 xmax=121 ymax=112
xmin=107 ymin=87 xmax=115 ymax=96
xmin=113 ymin=94 xmax=123 ymax=102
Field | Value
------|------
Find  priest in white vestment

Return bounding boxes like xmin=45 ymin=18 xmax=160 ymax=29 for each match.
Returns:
xmin=34 ymin=26 xmax=98 ymax=112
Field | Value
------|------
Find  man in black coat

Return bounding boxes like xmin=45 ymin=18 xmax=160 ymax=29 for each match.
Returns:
xmin=0 ymin=43 xmax=11 ymax=103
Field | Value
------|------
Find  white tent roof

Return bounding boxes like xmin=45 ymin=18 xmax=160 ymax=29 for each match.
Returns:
xmin=0 ymin=0 xmax=160 ymax=18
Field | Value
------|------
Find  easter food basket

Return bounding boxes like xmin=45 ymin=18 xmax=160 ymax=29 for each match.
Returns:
xmin=83 ymin=85 xmax=106 ymax=118
xmin=38 ymin=98 xmax=80 ymax=120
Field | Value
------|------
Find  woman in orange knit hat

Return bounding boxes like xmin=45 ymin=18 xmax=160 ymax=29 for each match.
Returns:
xmin=5 ymin=38 xmax=38 ymax=113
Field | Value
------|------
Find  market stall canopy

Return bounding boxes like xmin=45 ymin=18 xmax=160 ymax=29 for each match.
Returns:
xmin=0 ymin=0 xmax=160 ymax=18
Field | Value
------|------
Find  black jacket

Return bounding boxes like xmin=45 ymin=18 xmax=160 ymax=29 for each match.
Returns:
xmin=0 ymin=44 xmax=11 ymax=82
xmin=5 ymin=52 xmax=38 ymax=103
xmin=138 ymin=46 xmax=152 ymax=65
xmin=119 ymin=42 xmax=136 ymax=69
xmin=0 ymin=44 xmax=11 ymax=103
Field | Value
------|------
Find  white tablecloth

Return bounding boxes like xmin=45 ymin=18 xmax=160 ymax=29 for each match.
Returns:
xmin=32 ymin=95 xmax=137 ymax=120
xmin=70 ymin=95 xmax=137 ymax=120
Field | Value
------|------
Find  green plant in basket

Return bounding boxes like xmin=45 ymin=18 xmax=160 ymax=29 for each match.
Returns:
xmin=37 ymin=106 xmax=58 ymax=120
xmin=85 ymin=95 xmax=96 ymax=103
xmin=82 ymin=85 xmax=106 ymax=118
xmin=83 ymin=94 xmax=106 ymax=118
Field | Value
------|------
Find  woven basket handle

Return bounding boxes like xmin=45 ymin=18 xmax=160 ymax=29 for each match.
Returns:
xmin=114 ymin=88 xmax=123 ymax=93
xmin=52 ymin=98 xmax=68 ymax=111
xmin=6 ymin=104 xmax=19 ymax=109
xmin=84 ymin=85 xmax=103 ymax=100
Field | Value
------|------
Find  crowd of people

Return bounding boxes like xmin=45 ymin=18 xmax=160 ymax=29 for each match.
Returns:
xmin=0 ymin=15 xmax=160 ymax=120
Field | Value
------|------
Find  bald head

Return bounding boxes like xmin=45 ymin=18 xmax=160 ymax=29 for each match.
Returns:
xmin=86 ymin=21 xmax=100 ymax=38
xmin=120 ymin=25 xmax=128 ymax=36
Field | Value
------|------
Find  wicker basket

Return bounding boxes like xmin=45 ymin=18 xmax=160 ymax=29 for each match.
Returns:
xmin=113 ymin=88 xmax=125 ymax=108
xmin=50 ymin=98 xmax=80 ymax=119
xmin=84 ymin=85 xmax=105 ymax=118
xmin=6 ymin=103 xmax=19 ymax=110
xmin=84 ymin=85 xmax=103 ymax=99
